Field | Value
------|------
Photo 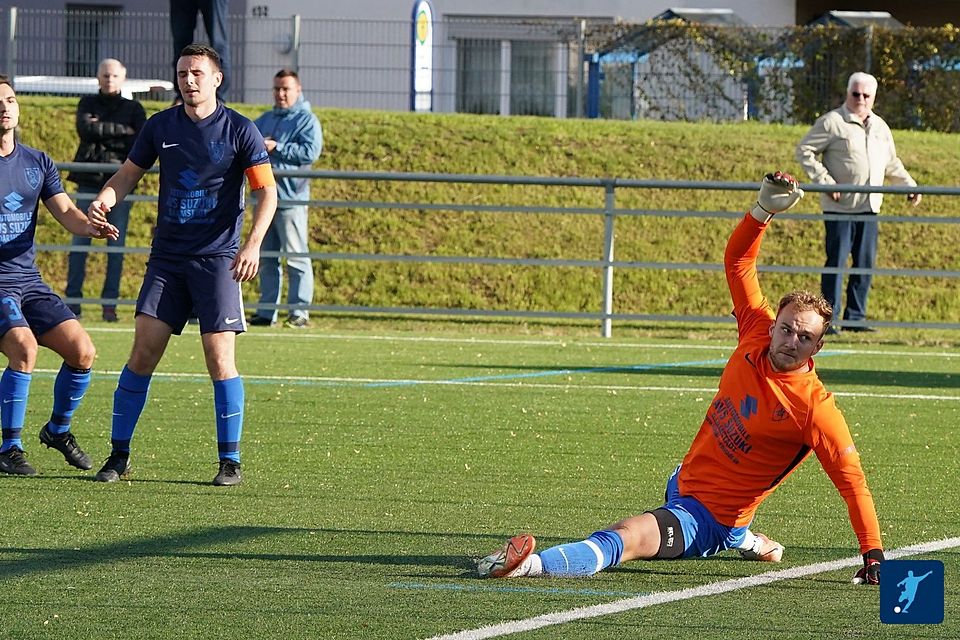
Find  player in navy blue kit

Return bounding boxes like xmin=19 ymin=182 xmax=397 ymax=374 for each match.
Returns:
xmin=86 ymin=44 xmax=278 ymax=486
xmin=0 ymin=76 xmax=119 ymax=476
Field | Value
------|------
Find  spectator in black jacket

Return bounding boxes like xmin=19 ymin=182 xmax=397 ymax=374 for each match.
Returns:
xmin=66 ymin=58 xmax=146 ymax=322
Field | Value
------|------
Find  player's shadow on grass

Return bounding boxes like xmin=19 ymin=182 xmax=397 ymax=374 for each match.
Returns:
xmin=0 ymin=526 xmax=496 ymax=580
xmin=10 ymin=473 xmax=230 ymax=487
xmin=434 ymin=362 xmax=958 ymax=389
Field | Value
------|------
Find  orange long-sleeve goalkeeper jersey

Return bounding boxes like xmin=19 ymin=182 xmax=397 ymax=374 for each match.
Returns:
xmin=677 ymin=214 xmax=882 ymax=553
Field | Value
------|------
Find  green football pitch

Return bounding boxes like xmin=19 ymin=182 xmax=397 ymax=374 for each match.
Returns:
xmin=2 ymin=323 xmax=957 ymax=639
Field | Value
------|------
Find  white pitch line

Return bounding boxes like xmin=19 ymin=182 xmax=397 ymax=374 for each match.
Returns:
xmin=29 ymin=368 xmax=387 ymax=384
xmin=84 ymin=326 xmax=960 ymax=358
xmin=27 ymin=368 xmax=960 ymax=401
xmin=429 ymin=537 xmax=960 ymax=640
xmin=253 ymin=333 xmax=960 ymax=358
xmin=245 ymin=332 xmax=739 ymax=351
xmin=832 ymin=390 xmax=960 ymax=401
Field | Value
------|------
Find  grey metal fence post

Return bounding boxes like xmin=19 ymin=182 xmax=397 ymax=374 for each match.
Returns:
xmin=576 ymin=19 xmax=585 ymax=118
xmin=291 ymin=14 xmax=301 ymax=71
xmin=5 ymin=7 xmax=16 ymax=78
xmin=600 ymin=180 xmax=616 ymax=337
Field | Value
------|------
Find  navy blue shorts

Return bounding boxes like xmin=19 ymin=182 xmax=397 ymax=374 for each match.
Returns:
xmin=136 ymin=255 xmax=246 ymax=335
xmin=660 ymin=465 xmax=751 ymax=558
xmin=0 ymin=277 xmax=76 ymax=338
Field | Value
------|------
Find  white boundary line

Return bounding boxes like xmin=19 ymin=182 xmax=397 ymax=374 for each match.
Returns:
xmin=429 ymin=537 xmax=960 ymax=640
xmin=85 ymin=327 xmax=960 ymax=358
xmin=27 ymin=368 xmax=960 ymax=401
xmin=250 ymin=333 xmax=960 ymax=358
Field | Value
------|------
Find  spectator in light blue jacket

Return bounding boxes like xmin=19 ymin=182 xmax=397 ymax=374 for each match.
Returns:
xmin=249 ymin=69 xmax=323 ymax=328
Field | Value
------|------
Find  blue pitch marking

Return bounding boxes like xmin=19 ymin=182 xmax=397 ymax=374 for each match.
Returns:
xmin=364 ymin=357 xmax=730 ymax=388
xmin=389 ymin=581 xmax=648 ymax=597
xmin=365 ymin=350 xmax=850 ymax=388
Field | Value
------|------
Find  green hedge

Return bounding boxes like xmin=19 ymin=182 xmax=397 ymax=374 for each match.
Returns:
xmin=586 ymin=21 xmax=960 ymax=131
xmin=18 ymin=97 xmax=960 ymax=326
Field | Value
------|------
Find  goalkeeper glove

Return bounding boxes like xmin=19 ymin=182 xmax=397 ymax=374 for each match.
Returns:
xmin=751 ymin=171 xmax=804 ymax=223
xmin=852 ymin=548 xmax=884 ymax=585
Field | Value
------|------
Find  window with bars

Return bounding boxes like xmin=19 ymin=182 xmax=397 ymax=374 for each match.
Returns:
xmin=65 ymin=4 xmax=121 ymax=77
xmin=456 ymin=37 xmax=561 ymax=116
xmin=456 ymin=38 xmax=501 ymax=115
xmin=510 ymin=40 xmax=556 ymax=117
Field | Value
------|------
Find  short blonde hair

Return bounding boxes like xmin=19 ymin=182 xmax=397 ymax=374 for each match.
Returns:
xmin=776 ymin=290 xmax=833 ymax=333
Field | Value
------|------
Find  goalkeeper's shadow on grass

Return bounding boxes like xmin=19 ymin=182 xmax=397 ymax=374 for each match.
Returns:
xmin=0 ymin=526 xmax=507 ymax=580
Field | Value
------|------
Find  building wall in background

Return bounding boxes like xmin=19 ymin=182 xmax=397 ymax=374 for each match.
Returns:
xmin=0 ymin=1 xmax=795 ymax=25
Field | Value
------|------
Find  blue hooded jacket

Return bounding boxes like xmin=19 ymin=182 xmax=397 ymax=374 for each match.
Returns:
xmin=254 ymin=95 xmax=323 ymax=203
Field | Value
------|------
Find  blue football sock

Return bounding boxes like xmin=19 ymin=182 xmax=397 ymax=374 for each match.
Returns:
xmin=47 ymin=363 xmax=92 ymax=435
xmin=213 ymin=377 xmax=243 ymax=463
xmin=111 ymin=366 xmax=152 ymax=454
xmin=0 ymin=368 xmax=31 ymax=452
xmin=540 ymin=530 xmax=624 ymax=577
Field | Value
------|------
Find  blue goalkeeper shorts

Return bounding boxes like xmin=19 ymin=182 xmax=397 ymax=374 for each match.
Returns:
xmin=660 ymin=465 xmax=751 ymax=558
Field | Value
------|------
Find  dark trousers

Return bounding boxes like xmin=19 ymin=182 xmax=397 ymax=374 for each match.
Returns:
xmin=170 ymin=0 xmax=231 ymax=97
xmin=66 ymin=186 xmax=131 ymax=309
xmin=821 ymin=211 xmax=878 ymax=323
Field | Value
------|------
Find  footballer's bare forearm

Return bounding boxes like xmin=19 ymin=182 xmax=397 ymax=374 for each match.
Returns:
xmin=93 ymin=160 xmax=146 ymax=210
xmin=45 ymin=193 xmax=118 ymax=238
xmin=244 ymin=185 xmax=278 ymax=249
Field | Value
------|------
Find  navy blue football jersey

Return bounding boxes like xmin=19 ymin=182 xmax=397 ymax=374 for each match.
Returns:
xmin=128 ymin=103 xmax=269 ymax=257
xmin=0 ymin=144 xmax=63 ymax=278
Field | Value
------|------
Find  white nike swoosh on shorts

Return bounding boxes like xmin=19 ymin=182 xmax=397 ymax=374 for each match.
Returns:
xmin=225 ymin=317 xmax=240 ymax=324
xmin=162 ymin=142 xmax=179 ymax=148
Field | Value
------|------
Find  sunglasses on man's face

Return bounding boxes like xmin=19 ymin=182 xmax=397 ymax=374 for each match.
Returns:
xmin=851 ymin=91 xmax=871 ymax=99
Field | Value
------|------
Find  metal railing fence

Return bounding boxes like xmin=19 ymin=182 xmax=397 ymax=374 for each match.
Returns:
xmin=47 ymin=165 xmax=960 ymax=337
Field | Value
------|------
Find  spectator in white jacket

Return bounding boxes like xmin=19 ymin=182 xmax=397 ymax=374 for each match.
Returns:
xmin=796 ymin=71 xmax=920 ymax=334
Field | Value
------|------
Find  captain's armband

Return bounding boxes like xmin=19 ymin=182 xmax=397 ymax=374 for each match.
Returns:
xmin=245 ymin=163 xmax=276 ymax=190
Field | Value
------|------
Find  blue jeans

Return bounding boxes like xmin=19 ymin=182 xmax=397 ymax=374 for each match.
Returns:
xmin=255 ymin=205 xmax=313 ymax=322
xmin=821 ymin=211 xmax=878 ymax=323
xmin=65 ymin=191 xmax=131 ymax=309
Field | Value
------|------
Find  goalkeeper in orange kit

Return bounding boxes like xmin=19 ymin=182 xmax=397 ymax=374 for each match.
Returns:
xmin=478 ymin=172 xmax=884 ymax=586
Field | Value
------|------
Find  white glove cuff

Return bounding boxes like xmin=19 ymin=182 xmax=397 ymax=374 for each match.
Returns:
xmin=750 ymin=203 xmax=775 ymax=224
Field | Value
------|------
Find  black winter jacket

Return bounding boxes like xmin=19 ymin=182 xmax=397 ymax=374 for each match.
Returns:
xmin=68 ymin=91 xmax=147 ymax=189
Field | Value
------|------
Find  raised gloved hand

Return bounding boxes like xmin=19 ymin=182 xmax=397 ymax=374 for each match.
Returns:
xmin=852 ymin=548 xmax=884 ymax=585
xmin=751 ymin=171 xmax=804 ymax=223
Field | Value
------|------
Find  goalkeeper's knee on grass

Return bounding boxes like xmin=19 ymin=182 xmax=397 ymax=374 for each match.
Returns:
xmin=737 ymin=531 xmax=784 ymax=563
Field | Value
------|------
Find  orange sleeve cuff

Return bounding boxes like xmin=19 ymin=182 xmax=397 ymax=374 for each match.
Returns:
xmin=245 ymin=163 xmax=276 ymax=190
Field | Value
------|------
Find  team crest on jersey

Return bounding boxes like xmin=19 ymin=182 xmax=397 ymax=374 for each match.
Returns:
xmin=772 ymin=405 xmax=789 ymax=422
xmin=209 ymin=141 xmax=226 ymax=164
xmin=24 ymin=167 xmax=42 ymax=189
